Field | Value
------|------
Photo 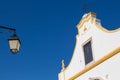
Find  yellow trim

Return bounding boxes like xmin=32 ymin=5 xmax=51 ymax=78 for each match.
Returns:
xmin=77 ymin=12 xmax=96 ymax=29
xmin=93 ymin=18 xmax=120 ymax=33
xmin=69 ymin=47 xmax=120 ymax=80
xmin=77 ymin=12 xmax=120 ymax=33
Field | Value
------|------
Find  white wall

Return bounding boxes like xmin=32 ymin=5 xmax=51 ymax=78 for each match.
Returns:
xmin=75 ymin=52 xmax=120 ymax=80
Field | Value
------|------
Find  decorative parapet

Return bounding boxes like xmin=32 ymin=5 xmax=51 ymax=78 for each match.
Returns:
xmin=77 ymin=12 xmax=96 ymax=29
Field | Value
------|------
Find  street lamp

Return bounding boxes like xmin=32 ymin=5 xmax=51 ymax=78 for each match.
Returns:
xmin=0 ymin=26 xmax=21 ymax=54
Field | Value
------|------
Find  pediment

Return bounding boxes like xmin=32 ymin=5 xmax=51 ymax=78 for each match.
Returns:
xmin=76 ymin=12 xmax=96 ymax=36
xmin=76 ymin=12 xmax=120 ymax=36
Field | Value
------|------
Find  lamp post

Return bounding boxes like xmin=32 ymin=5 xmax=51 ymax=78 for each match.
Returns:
xmin=0 ymin=26 xmax=21 ymax=54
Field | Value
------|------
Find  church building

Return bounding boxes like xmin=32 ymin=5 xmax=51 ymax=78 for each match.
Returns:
xmin=58 ymin=12 xmax=120 ymax=80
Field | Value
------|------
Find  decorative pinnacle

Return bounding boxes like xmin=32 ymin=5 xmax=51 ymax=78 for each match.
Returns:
xmin=61 ymin=59 xmax=65 ymax=71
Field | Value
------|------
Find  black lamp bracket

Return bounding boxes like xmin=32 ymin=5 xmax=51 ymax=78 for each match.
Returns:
xmin=0 ymin=26 xmax=16 ymax=32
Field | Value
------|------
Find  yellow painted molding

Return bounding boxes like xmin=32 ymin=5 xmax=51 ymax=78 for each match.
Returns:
xmin=77 ymin=12 xmax=120 ymax=33
xmin=77 ymin=12 xmax=96 ymax=29
xmin=94 ymin=18 xmax=120 ymax=33
xmin=69 ymin=47 xmax=120 ymax=80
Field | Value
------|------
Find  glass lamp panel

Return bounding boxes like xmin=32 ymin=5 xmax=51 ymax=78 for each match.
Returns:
xmin=9 ymin=39 xmax=20 ymax=53
xmin=9 ymin=40 xmax=17 ymax=49
xmin=16 ymin=40 xmax=20 ymax=51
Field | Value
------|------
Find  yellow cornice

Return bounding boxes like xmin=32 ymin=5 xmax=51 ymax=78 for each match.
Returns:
xmin=77 ymin=12 xmax=96 ymax=29
xmin=69 ymin=47 xmax=120 ymax=80
xmin=77 ymin=12 xmax=120 ymax=33
xmin=93 ymin=18 xmax=120 ymax=33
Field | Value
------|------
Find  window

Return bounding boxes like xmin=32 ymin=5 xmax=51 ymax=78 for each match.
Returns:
xmin=83 ymin=40 xmax=93 ymax=65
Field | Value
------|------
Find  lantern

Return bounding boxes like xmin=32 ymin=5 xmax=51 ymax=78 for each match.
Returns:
xmin=8 ymin=33 xmax=21 ymax=54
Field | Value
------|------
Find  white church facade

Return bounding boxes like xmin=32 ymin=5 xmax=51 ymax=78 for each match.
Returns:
xmin=58 ymin=12 xmax=120 ymax=80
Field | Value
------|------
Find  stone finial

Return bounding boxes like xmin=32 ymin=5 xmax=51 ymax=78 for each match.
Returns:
xmin=61 ymin=59 xmax=65 ymax=71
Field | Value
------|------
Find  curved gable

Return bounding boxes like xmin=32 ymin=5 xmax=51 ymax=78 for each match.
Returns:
xmin=58 ymin=12 xmax=120 ymax=80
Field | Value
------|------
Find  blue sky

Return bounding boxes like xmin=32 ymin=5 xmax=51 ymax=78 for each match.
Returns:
xmin=0 ymin=0 xmax=120 ymax=80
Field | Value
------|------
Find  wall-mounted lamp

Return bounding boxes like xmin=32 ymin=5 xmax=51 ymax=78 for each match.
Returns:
xmin=0 ymin=26 xmax=21 ymax=54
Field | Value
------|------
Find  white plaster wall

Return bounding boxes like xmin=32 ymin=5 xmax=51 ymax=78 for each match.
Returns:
xmin=92 ymin=25 xmax=120 ymax=60
xmin=75 ymin=52 xmax=120 ymax=80
xmin=58 ymin=71 xmax=65 ymax=80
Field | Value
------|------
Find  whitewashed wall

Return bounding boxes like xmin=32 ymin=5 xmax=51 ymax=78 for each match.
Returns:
xmin=75 ymin=52 xmax=120 ymax=80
